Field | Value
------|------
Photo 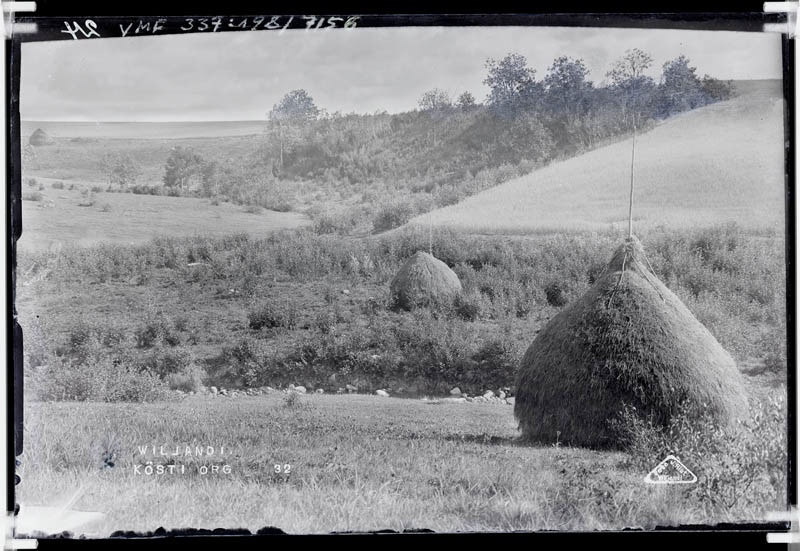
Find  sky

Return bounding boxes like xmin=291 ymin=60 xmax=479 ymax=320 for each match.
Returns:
xmin=21 ymin=26 xmax=784 ymax=122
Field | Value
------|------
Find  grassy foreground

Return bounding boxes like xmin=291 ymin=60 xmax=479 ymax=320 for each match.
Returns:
xmin=17 ymin=391 xmax=787 ymax=536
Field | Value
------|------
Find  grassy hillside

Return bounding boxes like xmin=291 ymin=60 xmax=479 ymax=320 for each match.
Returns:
xmin=411 ymin=82 xmax=785 ymax=233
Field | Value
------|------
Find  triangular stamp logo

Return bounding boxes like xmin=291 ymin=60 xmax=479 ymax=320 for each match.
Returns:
xmin=644 ymin=455 xmax=697 ymax=484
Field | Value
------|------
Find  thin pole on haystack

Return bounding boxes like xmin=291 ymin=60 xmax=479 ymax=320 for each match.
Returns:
xmin=428 ymin=210 xmax=433 ymax=256
xmin=627 ymin=90 xmax=638 ymax=239
xmin=627 ymin=123 xmax=636 ymax=239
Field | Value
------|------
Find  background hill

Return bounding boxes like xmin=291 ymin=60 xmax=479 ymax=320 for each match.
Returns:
xmin=409 ymin=80 xmax=785 ymax=233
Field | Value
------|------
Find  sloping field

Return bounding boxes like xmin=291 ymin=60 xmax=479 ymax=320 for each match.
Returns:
xmin=412 ymin=81 xmax=786 ymax=234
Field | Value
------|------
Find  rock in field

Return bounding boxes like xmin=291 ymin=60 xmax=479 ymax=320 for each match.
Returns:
xmin=483 ymin=390 xmax=495 ymax=399
xmin=210 ymin=386 xmax=218 ymax=395
xmin=294 ymin=386 xmax=307 ymax=394
xmin=376 ymin=389 xmax=389 ymax=397
xmin=450 ymin=387 xmax=462 ymax=396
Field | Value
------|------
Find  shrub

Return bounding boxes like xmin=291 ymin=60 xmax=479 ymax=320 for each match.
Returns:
xmin=248 ymin=299 xmax=300 ymax=330
xmin=312 ymin=210 xmax=359 ymax=235
xmin=105 ymin=153 xmax=141 ymax=189
xmin=33 ymin=356 xmax=166 ymax=402
xmin=100 ymin=202 xmax=113 ymax=212
xmin=77 ymin=190 xmax=95 ymax=207
xmin=22 ymin=191 xmax=43 ymax=202
xmin=219 ymin=337 xmax=287 ymax=387
xmin=137 ymin=345 xmax=195 ymax=378
xmin=51 ymin=181 xmax=65 ymax=190
xmin=165 ymin=363 xmax=205 ymax=392
xmin=244 ymin=204 xmax=263 ymax=214
xmin=373 ymin=201 xmax=415 ymax=233
xmin=451 ymin=290 xmax=483 ymax=321
xmin=264 ymin=198 xmax=294 ymax=212
xmin=90 ymin=185 xmax=104 ymax=193
xmin=613 ymin=397 xmax=787 ymax=517
xmin=131 ymin=184 xmax=162 ymax=195
xmin=544 ymin=281 xmax=568 ymax=307
xmin=25 ymin=177 xmax=37 ymax=188
xmin=135 ymin=309 xmax=183 ymax=348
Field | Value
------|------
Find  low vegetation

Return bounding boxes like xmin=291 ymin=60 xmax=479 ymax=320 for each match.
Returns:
xmin=19 ymin=223 xmax=785 ymax=403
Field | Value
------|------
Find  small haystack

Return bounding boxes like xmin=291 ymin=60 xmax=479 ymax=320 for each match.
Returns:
xmin=29 ymin=128 xmax=53 ymax=146
xmin=514 ymin=236 xmax=748 ymax=449
xmin=390 ymin=251 xmax=462 ymax=310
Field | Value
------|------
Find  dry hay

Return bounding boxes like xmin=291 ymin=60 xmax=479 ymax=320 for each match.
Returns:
xmin=390 ymin=251 xmax=462 ymax=310
xmin=29 ymin=128 xmax=53 ymax=147
xmin=514 ymin=236 xmax=748 ymax=449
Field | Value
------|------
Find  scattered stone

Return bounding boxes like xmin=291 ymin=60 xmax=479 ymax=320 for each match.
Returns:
xmin=342 ymin=289 xmax=350 ymax=295
xmin=266 ymin=386 xmax=275 ymax=393
xmin=328 ymin=374 xmax=337 ymax=382
xmin=376 ymin=389 xmax=389 ymax=397
xmin=188 ymin=391 xmax=194 ymax=396
xmin=219 ymin=388 xmax=228 ymax=396
xmin=443 ymin=397 xmax=466 ymax=403
xmin=449 ymin=387 xmax=462 ymax=396
xmin=210 ymin=386 xmax=218 ymax=395
xmin=316 ymin=389 xmax=324 ymax=394
xmin=346 ymin=384 xmax=358 ymax=392
xmin=337 ymin=388 xmax=345 ymax=394
xmin=370 ymin=354 xmax=381 ymax=360
xmin=498 ymin=391 xmax=506 ymax=400
xmin=461 ymin=393 xmax=469 ymax=398
xmin=288 ymin=383 xmax=296 ymax=389
xmin=483 ymin=390 xmax=495 ymax=399
xmin=506 ymin=397 xmax=515 ymax=405
xmin=294 ymin=386 xmax=307 ymax=394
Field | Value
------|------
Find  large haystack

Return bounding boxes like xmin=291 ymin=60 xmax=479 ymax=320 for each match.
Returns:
xmin=29 ymin=128 xmax=53 ymax=146
xmin=514 ymin=236 xmax=748 ymax=449
xmin=390 ymin=251 xmax=462 ymax=310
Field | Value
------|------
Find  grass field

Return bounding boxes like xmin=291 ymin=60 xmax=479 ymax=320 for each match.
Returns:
xmin=19 ymin=185 xmax=309 ymax=251
xmin=22 ymin=133 xmax=259 ymax=186
xmin=16 ymin=388 xmax=787 ymax=536
xmin=411 ymin=82 xmax=785 ymax=233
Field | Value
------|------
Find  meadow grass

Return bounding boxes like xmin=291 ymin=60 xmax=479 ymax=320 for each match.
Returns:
xmin=17 ymin=391 xmax=787 ymax=536
xmin=18 ymin=186 xmax=310 ymax=251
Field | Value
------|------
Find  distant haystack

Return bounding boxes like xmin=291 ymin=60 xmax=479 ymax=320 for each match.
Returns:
xmin=390 ymin=251 xmax=462 ymax=310
xmin=514 ymin=236 xmax=748 ymax=449
xmin=29 ymin=128 xmax=53 ymax=146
